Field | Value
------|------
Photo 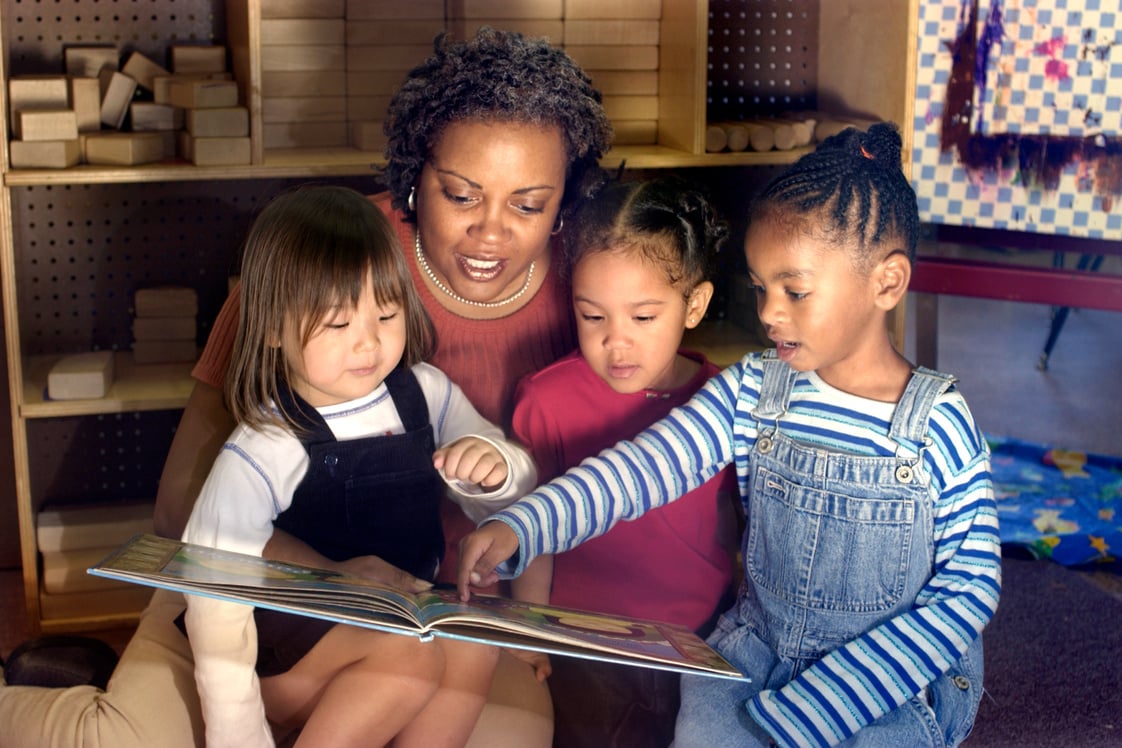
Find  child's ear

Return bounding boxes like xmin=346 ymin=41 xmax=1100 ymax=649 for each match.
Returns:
xmin=685 ymin=281 xmax=715 ymax=329
xmin=873 ymin=251 xmax=911 ymax=310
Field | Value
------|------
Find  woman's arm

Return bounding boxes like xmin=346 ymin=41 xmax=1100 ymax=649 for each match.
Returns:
xmin=154 ymin=380 xmax=236 ymax=539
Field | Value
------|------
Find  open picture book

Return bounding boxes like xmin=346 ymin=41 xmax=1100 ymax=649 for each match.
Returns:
xmin=89 ymin=533 xmax=748 ymax=681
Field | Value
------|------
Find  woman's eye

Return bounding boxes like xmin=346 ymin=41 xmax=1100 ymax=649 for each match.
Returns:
xmin=442 ymin=189 xmax=476 ymax=206
xmin=512 ymin=202 xmax=545 ymax=215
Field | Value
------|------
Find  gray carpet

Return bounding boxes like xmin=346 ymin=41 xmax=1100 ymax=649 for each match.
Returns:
xmin=968 ymin=554 xmax=1122 ymax=746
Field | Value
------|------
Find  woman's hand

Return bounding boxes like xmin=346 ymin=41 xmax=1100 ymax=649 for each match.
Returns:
xmin=456 ymin=521 xmax=520 ymax=601
xmin=434 ymin=436 xmax=509 ymax=491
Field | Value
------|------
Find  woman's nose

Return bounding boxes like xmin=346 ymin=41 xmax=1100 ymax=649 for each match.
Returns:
xmin=471 ymin=203 xmax=508 ymax=244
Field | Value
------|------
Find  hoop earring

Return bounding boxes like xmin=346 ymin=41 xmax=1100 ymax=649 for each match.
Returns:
xmin=407 ymin=187 xmax=416 ymax=212
xmin=551 ymin=215 xmax=564 ymax=235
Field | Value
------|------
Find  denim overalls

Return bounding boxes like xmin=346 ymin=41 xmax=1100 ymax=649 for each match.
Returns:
xmin=674 ymin=354 xmax=984 ymax=747
xmin=255 ymin=367 xmax=445 ymax=676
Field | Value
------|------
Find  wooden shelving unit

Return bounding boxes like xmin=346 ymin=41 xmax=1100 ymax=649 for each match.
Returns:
xmin=0 ymin=0 xmax=918 ymax=633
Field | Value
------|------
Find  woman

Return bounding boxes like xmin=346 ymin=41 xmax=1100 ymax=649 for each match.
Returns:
xmin=0 ymin=28 xmax=611 ymax=748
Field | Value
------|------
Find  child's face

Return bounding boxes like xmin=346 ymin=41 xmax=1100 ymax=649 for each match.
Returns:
xmin=283 ymin=273 xmax=407 ymax=408
xmin=746 ymin=218 xmax=886 ymax=383
xmin=572 ymin=248 xmax=705 ymax=394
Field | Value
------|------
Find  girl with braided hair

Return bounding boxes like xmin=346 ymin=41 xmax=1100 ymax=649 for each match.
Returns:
xmin=459 ymin=123 xmax=1001 ymax=747
xmin=509 ymin=177 xmax=739 ymax=747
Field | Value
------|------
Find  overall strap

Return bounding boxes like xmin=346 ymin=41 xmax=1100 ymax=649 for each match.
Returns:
xmin=751 ymin=350 xmax=800 ymax=427
xmin=888 ymin=366 xmax=957 ymax=443
xmin=275 ymin=385 xmax=333 ymax=447
xmin=383 ymin=366 xmax=429 ymax=433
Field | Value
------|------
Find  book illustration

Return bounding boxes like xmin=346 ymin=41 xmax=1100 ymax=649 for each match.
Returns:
xmin=90 ymin=533 xmax=747 ymax=681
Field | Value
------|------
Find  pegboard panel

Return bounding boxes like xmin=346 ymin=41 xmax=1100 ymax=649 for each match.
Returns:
xmin=27 ymin=410 xmax=180 ymax=510
xmin=707 ymin=0 xmax=819 ymax=123
xmin=9 ymin=176 xmax=376 ymax=356
xmin=2 ymin=0 xmax=224 ymax=76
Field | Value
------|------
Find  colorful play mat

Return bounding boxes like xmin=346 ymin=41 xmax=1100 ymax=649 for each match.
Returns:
xmin=990 ymin=436 xmax=1122 ymax=567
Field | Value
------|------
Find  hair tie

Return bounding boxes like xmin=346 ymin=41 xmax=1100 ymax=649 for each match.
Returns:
xmin=859 ymin=144 xmax=875 ymax=160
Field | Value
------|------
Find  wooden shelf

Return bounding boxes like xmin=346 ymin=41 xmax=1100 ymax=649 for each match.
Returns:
xmin=22 ymin=353 xmax=195 ymax=418
xmin=4 ymin=145 xmax=814 ymax=187
xmin=683 ymin=320 xmax=765 ymax=370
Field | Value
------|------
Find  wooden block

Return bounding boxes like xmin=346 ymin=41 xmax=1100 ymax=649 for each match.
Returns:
xmin=705 ymin=124 xmax=727 ymax=153
xmin=46 ymin=351 xmax=115 ymax=400
xmin=18 ymin=110 xmax=79 ymax=142
xmin=564 ymin=19 xmax=659 ymax=45
xmin=448 ymin=0 xmax=562 ymax=19
xmin=261 ymin=0 xmax=344 ymax=18
xmin=563 ymin=0 xmax=661 ymax=19
xmin=263 ymin=70 xmax=348 ymax=97
xmin=262 ymin=44 xmax=346 ymax=72
xmin=188 ymin=135 xmax=252 ymax=166
xmin=168 ymin=79 xmax=239 ymax=109
xmin=447 ymin=19 xmax=563 ymax=43
xmin=69 ymin=77 xmax=102 ymax=132
xmin=349 ymin=120 xmax=386 ymax=151
xmin=132 ymin=338 xmax=198 ymax=364
xmin=129 ymin=102 xmax=184 ymax=131
xmin=344 ymin=70 xmax=401 ymax=97
xmin=587 ymin=69 xmax=658 ymax=95
xmin=345 ymin=45 xmax=429 ymax=72
xmin=97 ymin=69 xmax=138 ymax=129
xmin=563 ymin=45 xmax=659 ymax=71
xmin=170 ymin=45 xmax=227 ymax=74
xmin=152 ymin=73 xmax=232 ymax=104
xmin=185 ymin=106 xmax=249 ymax=137
xmin=154 ymin=129 xmax=178 ymax=158
xmin=345 ymin=95 xmax=391 ymax=122
xmin=601 ymin=94 xmax=658 ymax=120
xmin=717 ymin=122 xmax=751 ymax=152
xmin=134 ymin=286 xmax=198 ymax=317
xmin=744 ymin=118 xmax=796 ymax=150
xmin=344 ymin=0 xmax=443 ymax=20
xmin=345 ymin=19 xmax=445 ymax=46
xmin=42 ymin=547 xmax=130 ymax=593
xmin=263 ymin=96 xmax=346 ymax=124
xmin=8 ymin=76 xmax=70 ymax=135
xmin=261 ymin=18 xmax=346 ymax=45
xmin=37 ymin=501 xmax=154 ymax=552
xmin=85 ymin=132 xmax=165 ymax=165
xmin=121 ymin=51 xmax=170 ymax=91
xmin=8 ymin=139 xmax=81 ymax=169
xmin=610 ymin=120 xmax=657 ymax=145
xmin=132 ymin=315 xmax=197 ymax=340
xmin=176 ymin=130 xmax=194 ymax=161
xmin=63 ymin=45 xmax=119 ymax=77
xmin=263 ymin=121 xmax=348 ymax=149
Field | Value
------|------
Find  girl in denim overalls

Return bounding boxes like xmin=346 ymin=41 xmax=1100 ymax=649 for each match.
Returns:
xmin=458 ymin=124 xmax=1001 ymax=747
xmin=181 ymin=186 xmax=539 ymax=748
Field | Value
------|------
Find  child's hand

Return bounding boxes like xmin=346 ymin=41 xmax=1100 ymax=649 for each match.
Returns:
xmin=434 ymin=436 xmax=509 ymax=491
xmin=457 ymin=521 xmax=519 ymax=601
xmin=506 ymin=648 xmax=552 ymax=682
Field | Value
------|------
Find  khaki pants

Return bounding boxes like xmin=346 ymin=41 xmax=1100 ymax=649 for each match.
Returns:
xmin=0 ymin=590 xmax=552 ymax=748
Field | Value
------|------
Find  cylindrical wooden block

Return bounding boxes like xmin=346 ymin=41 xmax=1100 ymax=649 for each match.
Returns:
xmin=705 ymin=124 xmax=728 ymax=153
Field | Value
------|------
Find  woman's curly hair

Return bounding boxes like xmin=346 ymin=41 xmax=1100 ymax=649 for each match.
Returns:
xmin=382 ymin=27 xmax=613 ymax=223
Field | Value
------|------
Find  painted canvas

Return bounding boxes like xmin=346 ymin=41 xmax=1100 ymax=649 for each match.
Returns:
xmin=912 ymin=0 xmax=1122 ymax=238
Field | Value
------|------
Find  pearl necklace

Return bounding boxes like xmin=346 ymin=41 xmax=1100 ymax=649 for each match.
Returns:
xmin=414 ymin=232 xmax=536 ymax=309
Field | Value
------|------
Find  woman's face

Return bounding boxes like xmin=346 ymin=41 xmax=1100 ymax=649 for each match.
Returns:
xmin=414 ymin=119 xmax=568 ymax=308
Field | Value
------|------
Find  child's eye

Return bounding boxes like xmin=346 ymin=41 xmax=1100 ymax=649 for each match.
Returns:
xmin=787 ymin=290 xmax=809 ymax=301
xmin=634 ymin=315 xmax=656 ymax=323
xmin=379 ymin=311 xmax=398 ymax=322
xmin=323 ymin=320 xmax=348 ymax=330
xmin=579 ymin=313 xmax=604 ymax=323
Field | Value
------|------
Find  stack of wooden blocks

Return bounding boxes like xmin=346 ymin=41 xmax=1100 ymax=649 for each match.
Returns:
xmin=7 ymin=43 xmax=250 ymax=168
xmin=563 ymin=0 xmax=661 ymax=146
xmin=166 ymin=45 xmax=251 ymax=166
xmin=343 ymin=0 xmax=444 ymax=152
xmin=131 ymin=286 xmax=199 ymax=365
xmin=260 ymin=0 xmax=348 ymax=150
xmin=37 ymin=501 xmax=155 ymax=607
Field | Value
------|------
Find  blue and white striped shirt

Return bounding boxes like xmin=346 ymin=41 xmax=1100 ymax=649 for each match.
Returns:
xmin=490 ymin=353 xmax=1001 ymax=747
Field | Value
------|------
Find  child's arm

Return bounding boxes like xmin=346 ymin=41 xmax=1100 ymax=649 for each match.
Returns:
xmin=747 ymin=445 xmax=1001 ymax=747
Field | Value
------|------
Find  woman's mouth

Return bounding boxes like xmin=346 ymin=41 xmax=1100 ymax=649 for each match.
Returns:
xmin=456 ymin=255 xmax=506 ymax=283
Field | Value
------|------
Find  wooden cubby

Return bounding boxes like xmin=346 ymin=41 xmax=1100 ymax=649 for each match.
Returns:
xmin=1 ymin=0 xmax=918 ymax=632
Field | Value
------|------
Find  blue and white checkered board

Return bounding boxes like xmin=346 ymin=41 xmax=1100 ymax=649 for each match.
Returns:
xmin=912 ymin=0 xmax=1122 ymax=239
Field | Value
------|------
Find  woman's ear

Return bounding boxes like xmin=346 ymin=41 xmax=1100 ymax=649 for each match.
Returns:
xmin=873 ymin=251 xmax=911 ymax=310
xmin=685 ymin=281 xmax=715 ymax=329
